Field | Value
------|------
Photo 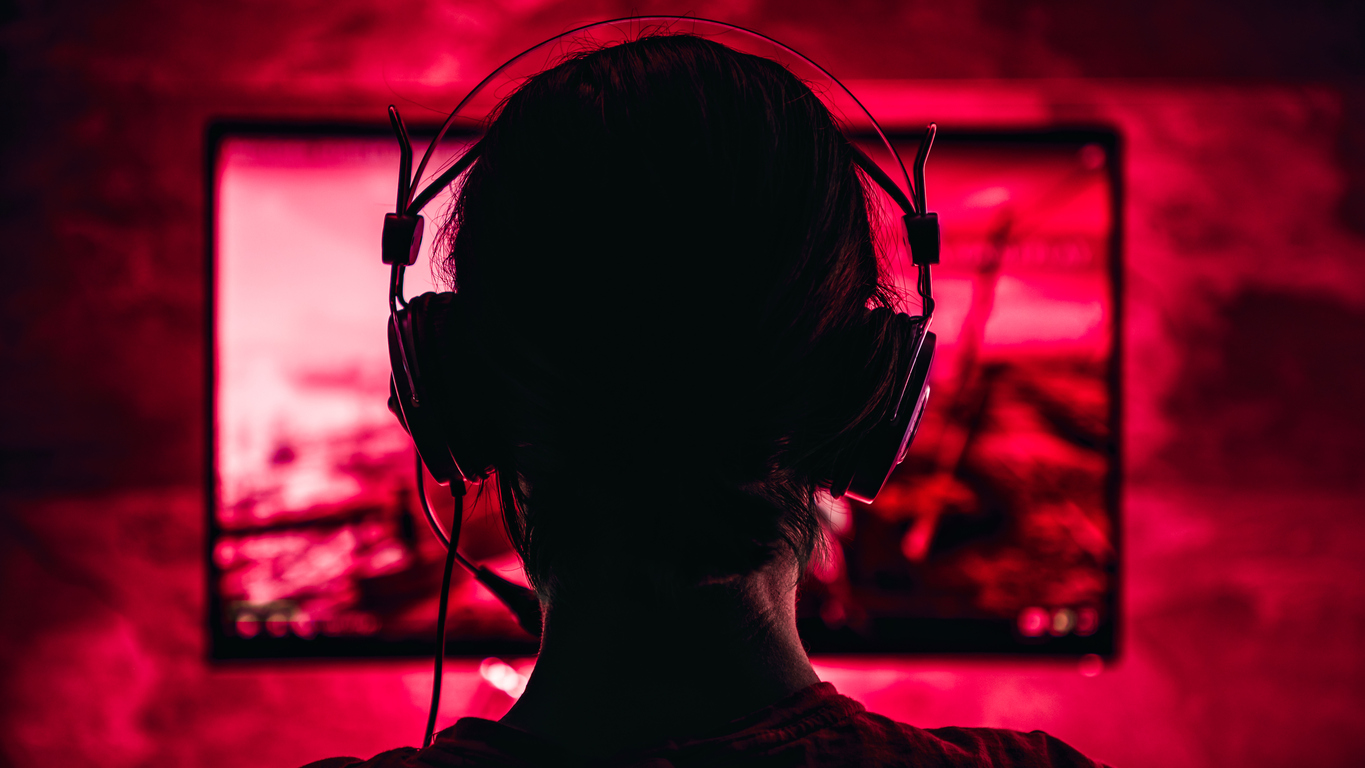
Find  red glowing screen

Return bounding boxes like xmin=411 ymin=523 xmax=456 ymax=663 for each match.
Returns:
xmin=209 ymin=126 xmax=1119 ymax=657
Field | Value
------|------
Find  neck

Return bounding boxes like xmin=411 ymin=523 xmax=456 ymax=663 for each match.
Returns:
xmin=498 ymin=562 xmax=820 ymax=758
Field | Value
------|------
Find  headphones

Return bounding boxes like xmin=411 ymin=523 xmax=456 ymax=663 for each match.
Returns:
xmin=377 ymin=18 xmax=939 ymax=746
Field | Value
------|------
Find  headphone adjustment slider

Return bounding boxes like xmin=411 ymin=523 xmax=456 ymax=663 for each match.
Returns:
xmin=382 ymin=213 xmax=425 ymax=266
xmin=904 ymin=212 xmax=939 ymax=266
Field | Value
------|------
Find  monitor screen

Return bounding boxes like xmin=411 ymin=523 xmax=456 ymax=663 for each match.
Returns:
xmin=208 ymin=125 xmax=1119 ymax=658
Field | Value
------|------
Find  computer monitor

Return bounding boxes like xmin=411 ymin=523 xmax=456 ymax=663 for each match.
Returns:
xmin=207 ymin=124 xmax=1119 ymax=658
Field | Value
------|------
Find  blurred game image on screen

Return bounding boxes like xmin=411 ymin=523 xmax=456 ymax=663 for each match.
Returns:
xmin=797 ymin=134 xmax=1118 ymax=653
xmin=210 ymin=127 xmax=1119 ymax=657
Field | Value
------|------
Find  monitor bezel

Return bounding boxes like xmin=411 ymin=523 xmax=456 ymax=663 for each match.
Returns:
xmin=204 ymin=122 xmax=1123 ymax=661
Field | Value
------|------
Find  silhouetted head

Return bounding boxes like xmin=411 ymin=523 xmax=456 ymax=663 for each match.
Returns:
xmin=437 ymin=33 xmax=906 ymax=604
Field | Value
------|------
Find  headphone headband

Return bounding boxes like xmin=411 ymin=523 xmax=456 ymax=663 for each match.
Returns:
xmin=406 ymin=18 xmax=914 ymax=212
xmin=382 ymin=18 xmax=941 ymax=320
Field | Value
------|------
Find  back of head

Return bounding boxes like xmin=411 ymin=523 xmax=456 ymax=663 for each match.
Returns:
xmin=437 ymin=33 xmax=905 ymax=602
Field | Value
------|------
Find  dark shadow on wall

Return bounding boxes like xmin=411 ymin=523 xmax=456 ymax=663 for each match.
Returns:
xmin=1338 ymin=85 xmax=1365 ymax=238
xmin=1162 ymin=287 xmax=1365 ymax=489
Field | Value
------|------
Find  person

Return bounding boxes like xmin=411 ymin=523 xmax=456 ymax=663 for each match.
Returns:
xmin=306 ymin=32 xmax=1107 ymax=768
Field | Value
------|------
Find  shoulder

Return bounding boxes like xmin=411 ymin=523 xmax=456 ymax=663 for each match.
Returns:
xmin=711 ymin=685 xmax=1105 ymax=768
xmin=299 ymin=748 xmax=428 ymax=768
xmin=299 ymin=718 xmax=577 ymax=768
xmin=298 ymin=750 xmax=410 ymax=768
xmin=297 ymin=746 xmax=480 ymax=768
xmin=828 ymin=709 xmax=1108 ymax=768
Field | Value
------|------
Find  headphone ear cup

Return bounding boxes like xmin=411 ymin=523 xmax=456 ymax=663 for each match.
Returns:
xmin=829 ymin=315 xmax=936 ymax=503
xmin=388 ymin=292 xmax=497 ymax=485
xmin=389 ymin=296 xmax=463 ymax=484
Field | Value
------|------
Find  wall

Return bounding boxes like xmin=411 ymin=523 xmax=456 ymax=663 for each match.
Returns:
xmin=2 ymin=2 xmax=1364 ymax=767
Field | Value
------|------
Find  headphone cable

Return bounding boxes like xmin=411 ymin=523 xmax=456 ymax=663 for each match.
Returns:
xmin=424 ymin=488 xmax=461 ymax=748
xmin=413 ymin=452 xmax=543 ymax=746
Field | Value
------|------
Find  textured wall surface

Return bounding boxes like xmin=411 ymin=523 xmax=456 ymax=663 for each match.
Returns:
xmin=3 ymin=1 xmax=1364 ymax=767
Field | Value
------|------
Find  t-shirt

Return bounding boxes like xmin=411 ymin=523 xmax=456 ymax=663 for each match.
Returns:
xmin=303 ymin=682 xmax=1108 ymax=767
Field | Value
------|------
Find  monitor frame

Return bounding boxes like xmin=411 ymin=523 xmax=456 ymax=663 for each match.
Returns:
xmin=204 ymin=121 xmax=1123 ymax=661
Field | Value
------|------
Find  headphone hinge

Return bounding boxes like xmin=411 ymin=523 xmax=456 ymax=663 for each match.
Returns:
xmin=904 ymin=212 xmax=939 ymax=266
xmin=382 ymin=213 xmax=425 ymax=266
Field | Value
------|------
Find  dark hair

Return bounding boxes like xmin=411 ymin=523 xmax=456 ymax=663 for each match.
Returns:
xmin=437 ymin=33 xmax=906 ymax=601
